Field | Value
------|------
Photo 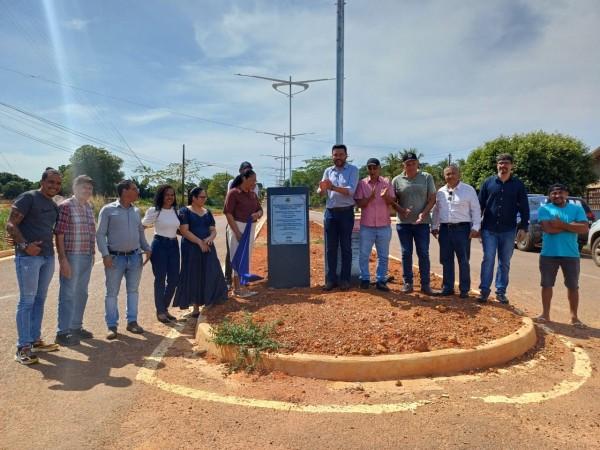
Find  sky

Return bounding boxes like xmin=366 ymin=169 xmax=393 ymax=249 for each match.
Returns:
xmin=1 ymin=0 xmax=599 ymax=187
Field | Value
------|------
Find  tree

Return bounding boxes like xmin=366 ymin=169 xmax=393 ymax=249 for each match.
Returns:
xmin=207 ymin=172 xmax=233 ymax=206
xmin=461 ymin=131 xmax=598 ymax=196
xmin=291 ymin=156 xmax=332 ymax=207
xmin=0 ymin=172 xmax=35 ymax=199
xmin=65 ymin=145 xmax=125 ymax=196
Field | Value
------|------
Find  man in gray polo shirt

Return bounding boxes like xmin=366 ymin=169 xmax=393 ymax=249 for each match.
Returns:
xmin=96 ymin=180 xmax=151 ymax=339
xmin=392 ymin=152 xmax=439 ymax=295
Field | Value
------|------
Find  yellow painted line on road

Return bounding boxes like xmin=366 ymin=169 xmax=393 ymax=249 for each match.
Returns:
xmin=136 ymin=323 xmax=429 ymax=414
xmin=472 ymin=324 xmax=592 ymax=404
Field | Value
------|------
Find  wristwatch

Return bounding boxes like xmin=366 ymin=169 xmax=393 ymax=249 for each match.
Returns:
xmin=18 ymin=242 xmax=28 ymax=250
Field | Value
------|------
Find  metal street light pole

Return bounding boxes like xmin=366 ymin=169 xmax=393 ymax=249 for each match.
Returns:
xmin=236 ymin=73 xmax=334 ymax=186
xmin=259 ymin=131 xmax=313 ymax=185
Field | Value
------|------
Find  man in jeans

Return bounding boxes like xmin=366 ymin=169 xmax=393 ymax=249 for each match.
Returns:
xmin=354 ymin=158 xmax=396 ymax=291
xmin=54 ymin=175 xmax=97 ymax=346
xmin=478 ymin=153 xmax=529 ymax=304
xmin=318 ymin=144 xmax=359 ymax=291
xmin=392 ymin=152 xmax=439 ymax=295
xmin=96 ymin=180 xmax=151 ymax=339
xmin=7 ymin=167 xmax=62 ymax=364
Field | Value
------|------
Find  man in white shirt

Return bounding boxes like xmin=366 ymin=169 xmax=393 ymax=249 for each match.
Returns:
xmin=431 ymin=165 xmax=481 ymax=298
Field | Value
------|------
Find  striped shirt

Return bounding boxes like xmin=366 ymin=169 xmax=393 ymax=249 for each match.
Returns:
xmin=54 ymin=196 xmax=96 ymax=255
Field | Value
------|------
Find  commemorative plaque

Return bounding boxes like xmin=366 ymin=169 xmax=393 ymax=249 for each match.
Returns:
xmin=266 ymin=187 xmax=310 ymax=288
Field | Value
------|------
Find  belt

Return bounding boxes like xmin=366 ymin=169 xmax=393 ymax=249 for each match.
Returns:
xmin=327 ymin=206 xmax=354 ymax=212
xmin=440 ymin=222 xmax=470 ymax=228
xmin=108 ymin=249 xmax=138 ymax=256
xmin=154 ymin=235 xmax=178 ymax=241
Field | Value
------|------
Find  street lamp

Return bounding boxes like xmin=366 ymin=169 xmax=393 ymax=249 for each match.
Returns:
xmin=235 ymin=74 xmax=335 ymax=186
xmin=259 ymin=131 xmax=312 ymax=185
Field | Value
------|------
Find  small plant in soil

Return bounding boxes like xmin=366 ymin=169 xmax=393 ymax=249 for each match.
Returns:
xmin=210 ymin=310 xmax=288 ymax=373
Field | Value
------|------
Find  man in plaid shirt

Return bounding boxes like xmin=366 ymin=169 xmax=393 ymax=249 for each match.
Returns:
xmin=54 ymin=175 xmax=97 ymax=346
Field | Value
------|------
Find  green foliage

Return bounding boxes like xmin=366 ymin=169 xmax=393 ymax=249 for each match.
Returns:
xmin=0 ymin=207 xmax=10 ymax=251
xmin=462 ymin=131 xmax=598 ymax=196
xmin=207 ymin=172 xmax=233 ymax=207
xmin=63 ymin=145 xmax=125 ymax=196
xmin=210 ymin=311 xmax=287 ymax=373
xmin=0 ymin=173 xmax=36 ymax=199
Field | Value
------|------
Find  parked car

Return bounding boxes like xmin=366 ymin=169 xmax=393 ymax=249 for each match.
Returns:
xmin=587 ymin=220 xmax=600 ymax=266
xmin=516 ymin=194 xmax=595 ymax=252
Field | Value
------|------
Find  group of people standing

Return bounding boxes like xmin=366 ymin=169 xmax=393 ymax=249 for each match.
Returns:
xmin=319 ymin=146 xmax=588 ymax=328
xmin=7 ymin=163 xmax=262 ymax=365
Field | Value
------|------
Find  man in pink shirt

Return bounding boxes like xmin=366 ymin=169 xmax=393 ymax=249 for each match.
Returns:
xmin=354 ymin=158 xmax=396 ymax=291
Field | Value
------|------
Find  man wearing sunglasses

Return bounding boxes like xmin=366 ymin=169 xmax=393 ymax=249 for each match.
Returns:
xmin=431 ymin=165 xmax=481 ymax=298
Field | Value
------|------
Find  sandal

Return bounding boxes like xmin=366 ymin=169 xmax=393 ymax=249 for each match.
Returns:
xmin=532 ymin=316 xmax=548 ymax=323
xmin=572 ymin=321 xmax=588 ymax=329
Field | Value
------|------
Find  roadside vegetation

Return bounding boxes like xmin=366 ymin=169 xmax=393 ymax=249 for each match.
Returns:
xmin=210 ymin=310 xmax=288 ymax=374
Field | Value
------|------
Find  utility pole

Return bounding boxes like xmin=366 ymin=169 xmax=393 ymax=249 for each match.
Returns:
xmin=448 ymin=153 xmax=452 ymax=165
xmin=336 ymin=0 xmax=345 ymax=144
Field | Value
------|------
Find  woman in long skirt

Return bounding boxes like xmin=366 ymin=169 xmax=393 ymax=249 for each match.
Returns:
xmin=173 ymin=187 xmax=228 ymax=317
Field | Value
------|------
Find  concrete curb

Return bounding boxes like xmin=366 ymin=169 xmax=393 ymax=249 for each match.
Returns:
xmin=195 ymin=317 xmax=536 ymax=381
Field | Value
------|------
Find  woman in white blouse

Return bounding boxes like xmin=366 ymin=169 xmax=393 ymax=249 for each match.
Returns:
xmin=142 ymin=185 xmax=181 ymax=323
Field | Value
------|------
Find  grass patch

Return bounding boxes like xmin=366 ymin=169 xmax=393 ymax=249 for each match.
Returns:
xmin=0 ymin=207 xmax=9 ymax=251
xmin=210 ymin=310 xmax=288 ymax=373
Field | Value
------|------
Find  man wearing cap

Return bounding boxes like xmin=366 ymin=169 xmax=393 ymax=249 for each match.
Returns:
xmin=431 ymin=165 xmax=481 ymax=298
xmin=391 ymin=152 xmax=438 ymax=295
xmin=318 ymin=144 xmax=359 ymax=291
xmin=225 ymin=161 xmax=260 ymax=290
xmin=534 ymin=183 xmax=588 ymax=328
xmin=477 ymin=153 xmax=529 ymax=304
xmin=96 ymin=180 xmax=151 ymax=339
xmin=54 ymin=175 xmax=97 ymax=346
xmin=354 ymin=158 xmax=396 ymax=291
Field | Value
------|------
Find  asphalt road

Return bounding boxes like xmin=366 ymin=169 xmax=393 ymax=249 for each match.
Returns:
xmin=1 ymin=212 xmax=599 ymax=449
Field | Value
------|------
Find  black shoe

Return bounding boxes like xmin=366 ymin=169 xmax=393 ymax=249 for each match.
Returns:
xmin=157 ymin=315 xmax=171 ymax=324
xmin=459 ymin=291 xmax=469 ymax=299
xmin=439 ymin=289 xmax=455 ymax=296
xmin=55 ymin=333 xmax=80 ymax=347
xmin=376 ymin=281 xmax=390 ymax=292
xmin=360 ymin=280 xmax=370 ymax=289
xmin=496 ymin=293 xmax=510 ymax=304
xmin=165 ymin=312 xmax=177 ymax=321
xmin=71 ymin=328 xmax=94 ymax=339
xmin=340 ymin=281 xmax=351 ymax=291
xmin=401 ymin=283 xmax=414 ymax=294
xmin=477 ymin=293 xmax=489 ymax=303
xmin=106 ymin=327 xmax=118 ymax=340
xmin=421 ymin=285 xmax=440 ymax=296
xmin=323 ymin=281 xmax=337 ymax=291
xmin=126 ymin=321 xmax=144 ymax=334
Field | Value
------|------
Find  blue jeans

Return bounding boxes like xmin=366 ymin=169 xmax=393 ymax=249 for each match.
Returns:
xmin=15 ymin=254 xmax=55 ymax=348
xmin=104 ymin=253 xmax=143 ymax=328
xmin=359 ymin=225 xmax=392 ymax=282
xmin=438 ymin=224 xmax=471 ymax=293
xmin=479 ymin=228 xmax=516 ymax=295
xmin=57 ymin=254 xmax=94 ymax=334
xmin=150 ymin=237 xmax=180 ymax=314
xmin=396 ymin=223 xmax=431 ymax=286
xmin=324 ymin=208 xmax=355 ymax=283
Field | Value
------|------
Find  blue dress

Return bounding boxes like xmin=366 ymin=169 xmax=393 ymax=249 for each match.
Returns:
xmin=173 ymin=207 xmax=228 ymax=308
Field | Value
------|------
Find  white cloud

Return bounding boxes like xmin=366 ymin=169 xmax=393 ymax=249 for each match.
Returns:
xmin=64 ymin=18 xmax=90 ymax=31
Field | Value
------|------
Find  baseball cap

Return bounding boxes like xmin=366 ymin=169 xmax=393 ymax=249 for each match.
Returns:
xmin=366 ymin=158 xmax=380 ymax=167
xmin=239 ymin=161 xmax=253 ymax=170
xmin=548 ymin=183 xmax=569 ymax=193
xmin=402 ymin=152 xmax=418 ymax=162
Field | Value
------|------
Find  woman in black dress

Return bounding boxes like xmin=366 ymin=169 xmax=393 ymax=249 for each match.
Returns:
xmin=173 ymin=187 xmax=228 ymax=317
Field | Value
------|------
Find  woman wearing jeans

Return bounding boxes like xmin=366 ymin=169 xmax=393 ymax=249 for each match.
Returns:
xmin=142 ymin=184 xmax=180 ymax=323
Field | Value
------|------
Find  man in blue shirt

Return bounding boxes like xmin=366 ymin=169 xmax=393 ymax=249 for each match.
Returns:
xmin=477 ymin=154 xmax=529 ymax=304
xmin=318 ymin=144 xmax=359 ymax=291
xmin=534 ymin=183 xmax=588 ymax=328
